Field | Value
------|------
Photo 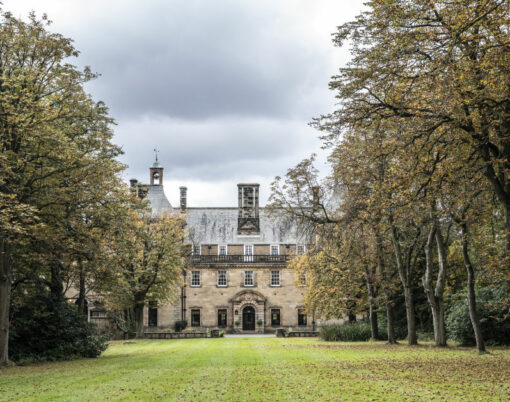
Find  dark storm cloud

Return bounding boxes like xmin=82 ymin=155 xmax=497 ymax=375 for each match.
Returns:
xmin=75 ymin=0 xmax=332 ymax=120
xmin=7 ymin=0 xmax=365 ymax=205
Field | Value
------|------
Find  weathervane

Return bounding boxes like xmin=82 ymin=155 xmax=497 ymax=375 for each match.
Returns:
xmin=154 ymin=148 xmax=159 ymax=162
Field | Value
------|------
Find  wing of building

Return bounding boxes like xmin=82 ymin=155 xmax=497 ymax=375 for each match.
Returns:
xmin=128 ymin=159 xmax=315 ymax=333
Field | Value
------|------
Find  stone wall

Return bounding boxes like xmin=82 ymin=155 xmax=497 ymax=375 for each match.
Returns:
xmin=144 ymin=266 xmax=313 ymax=333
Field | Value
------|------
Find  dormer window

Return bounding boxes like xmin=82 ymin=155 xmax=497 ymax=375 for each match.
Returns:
xmin=270 ymin=245 xmax=279 ymax=256
xmin=244 ymin=245 xmax=254 ymax=262
xmin=219 ymin=245 xmax=227 ymax=256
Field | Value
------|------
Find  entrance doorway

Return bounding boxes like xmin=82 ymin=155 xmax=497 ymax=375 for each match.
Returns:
xmin=242 ymin=306 xmax=255 ymax=331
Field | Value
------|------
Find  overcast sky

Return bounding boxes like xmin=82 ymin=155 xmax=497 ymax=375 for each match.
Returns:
xmin=6 ymin=0 xmax=365 ymax=206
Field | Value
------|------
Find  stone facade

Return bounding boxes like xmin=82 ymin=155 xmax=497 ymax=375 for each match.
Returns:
xmin=137 ymin=160 xmax=314 ymax=333
xmin=143 ymin=265 xmax=312 ymax=333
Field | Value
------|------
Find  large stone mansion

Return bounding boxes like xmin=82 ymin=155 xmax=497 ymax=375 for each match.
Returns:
xmin=129 ymin=159 xmax=314 ymax=333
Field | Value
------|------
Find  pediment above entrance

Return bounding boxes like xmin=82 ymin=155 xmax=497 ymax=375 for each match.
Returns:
xmin=229 ymin=290 xmax=266 ymax=304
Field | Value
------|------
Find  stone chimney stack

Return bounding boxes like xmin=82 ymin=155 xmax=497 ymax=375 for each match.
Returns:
xmin=237 ymin=183 xmax=260 ymax=234
xmin=180 ymin=186 xmax=187 ymax=211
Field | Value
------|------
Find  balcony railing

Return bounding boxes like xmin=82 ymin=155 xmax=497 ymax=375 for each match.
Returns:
xmin=189 ymin=254 xmax=290 ymax=265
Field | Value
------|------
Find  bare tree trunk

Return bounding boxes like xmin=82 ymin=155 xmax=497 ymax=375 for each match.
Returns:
xmin=369 ymin=304 xmax=378 ymax=340
xmin=460 ymin=223 xmax=485 ymax=352
xmin=423 ymin=221 xmax=447 ymax=346
xmin=76 ymin=261 xmax=86 ymax=315
xmin=347 ymin=310 xmax=356 ymax=323
xmin=403 ymin=285 xmax=417 ymax=345
xmin=386 ymin=302 xmax=396 ymax=344
xmin=376 ymin=233 xmax=396 ymax=344
xmin=0 ymin=239 xmax=11 ymax=366
xmin=503 ymin=199 xmax=510 ymax=255
xmin=50 ymin=263 xmax=64 ymax=301
xmin=434 ymin=226 xmax=447 ymax=346
xmin=375 ymin=232 xmax=396 ymax=344
xmin=134 ymin=300 xmax=145 ymax=338
xmin=364 ymin=265 xmax=379 ymax=340
xmin=390 ymin=222 xmax=417 ymax=345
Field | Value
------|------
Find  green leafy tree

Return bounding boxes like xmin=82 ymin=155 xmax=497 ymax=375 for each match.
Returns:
xmin=0 ymin=10 xmax=123 ymax=365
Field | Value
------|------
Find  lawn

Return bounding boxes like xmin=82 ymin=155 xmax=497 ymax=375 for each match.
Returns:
xmin=1 ymin=338 xmax=509 ymax=401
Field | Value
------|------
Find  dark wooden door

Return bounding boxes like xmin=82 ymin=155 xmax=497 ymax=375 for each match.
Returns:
xmin=242 ymin=306 xmax=255 ymax=330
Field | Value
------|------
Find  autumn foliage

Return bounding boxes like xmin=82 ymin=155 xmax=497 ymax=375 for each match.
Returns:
xmin=272 ymin=0 xmax=510 ymax=351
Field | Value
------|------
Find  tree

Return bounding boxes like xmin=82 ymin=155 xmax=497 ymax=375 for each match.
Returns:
xmin=310 ymin=0 xmax=510 ymax=348
xmin=328 ymin=122 xmax=427 ymax=345
xmin=318 ymin=0 xmax=510 ymax=255
xmin=0 ymin=10 xmax=123 ymax=365
xmin=99 ymin=205 xmax=185 ymax=338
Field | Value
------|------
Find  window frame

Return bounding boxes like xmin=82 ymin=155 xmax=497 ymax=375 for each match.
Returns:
xmin=191 ymin=270 xmax=201 ymax=287
xmin=244 ymin=244 xmax=254 ymax=262
xmin=297 ymin=245 xmax=306 ymax=255
xmin=148 ymin=301 xmax=158 ymax=327
xmin=90 ymin=310 xmax=107 ymax=319
xmin=270 ymin=245 xmax=280 ymax=256
xmin=191 ymin=243 xmax=202 ymax=256
xmin=271 ymin=308 xmax=281 ymax=327
xmin=191 ymin=309 xmax=201 ymax=327
xmin=270 ymin=270 xmax=281 ymax=287
xmin=218 ymin=245 xmax=228 ymax=256
xmin=298 ymin=308 xmax=307 ymax=326
xmin=217 ymin=270 xmax=227 ymax=287
xmin=217 ymin=309 xmax=227 ymax=328
xmin=244 ymin=270 xmax=254 ymax=287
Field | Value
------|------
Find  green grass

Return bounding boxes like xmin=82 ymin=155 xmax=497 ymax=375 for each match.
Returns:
xmin=1 ymin=338 xmax=509 ymax=401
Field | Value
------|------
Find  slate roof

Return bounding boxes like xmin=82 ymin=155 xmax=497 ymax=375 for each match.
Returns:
xmin=145 ymin=185 xmax=310 ymax=245
xmin=184 ymin=207 xmax=308 ymax=245
xmin=145 ymin=185 xmax=173 ymax=217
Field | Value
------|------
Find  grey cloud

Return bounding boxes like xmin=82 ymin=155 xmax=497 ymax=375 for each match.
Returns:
xmin=116 ymin=116 xmax=323 ymax=182
xmin=7 ymin=0 xmax=364 ymax=206
xmin=64 ymin=0 xmax=335 ymax=121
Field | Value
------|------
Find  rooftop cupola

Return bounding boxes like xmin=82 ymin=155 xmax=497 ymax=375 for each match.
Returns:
xmin=150 ymin=150 xmax=163 ymax=185
xmin=145 ymin=152 xmax=172 ymax=217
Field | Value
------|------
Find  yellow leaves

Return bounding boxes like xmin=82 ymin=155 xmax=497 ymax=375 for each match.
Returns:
xmin=97 ymin=204 xmax=186 ymax=311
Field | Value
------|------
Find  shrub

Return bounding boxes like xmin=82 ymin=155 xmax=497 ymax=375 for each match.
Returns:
xmin=377 ymin=325 xmax=408 ymax=342
xmin=219 ymin=331 xmax=225 ymax=337
xmin=446 ymin=285 xmax=510 ymax=346
xmin=9 ymin=292 xmax=108 ymax=364
xmin=111 ymin=309 xmax=137 ymax=335
xmin=234 ymin=320 xmax=240 ymax=326
xmin=257 ymin=319 xmax=263 ymax=326
xmin=174 ymin=320 xmax=187 ymax=332
xmin=319 ymin=322 xmax=372 ymax=342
